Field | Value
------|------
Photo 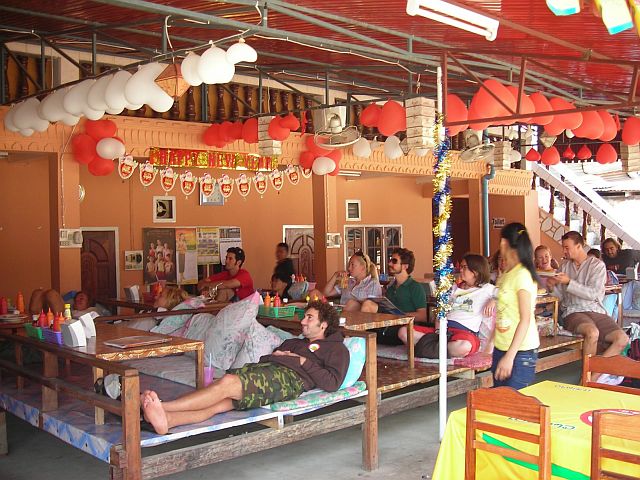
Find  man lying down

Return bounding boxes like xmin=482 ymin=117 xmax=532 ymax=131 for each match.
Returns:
xmin=141 ymin=301 xmax=349 ymax=434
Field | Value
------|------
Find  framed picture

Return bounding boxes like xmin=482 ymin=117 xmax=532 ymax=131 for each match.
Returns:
xmin=199 ymin=182 xmax=225 ymax=206
xmin=153 ymin=196 xmax=176 ymax=223
xmin=124 ymin=250 xmax=144 ymax=270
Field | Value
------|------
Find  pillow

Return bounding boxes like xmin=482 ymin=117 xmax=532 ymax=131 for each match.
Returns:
xmin=151 ymin=297 xmax=205 ymax=335
xmin=231 ymin=321 xmax=285 ymax=369
xmin=632 ymin=282 xmax=640 ymax=311
xmin=287 ymin=281 xmax=309 ymax=301
xmin=339 ymin=337 xmax=366 ymax=389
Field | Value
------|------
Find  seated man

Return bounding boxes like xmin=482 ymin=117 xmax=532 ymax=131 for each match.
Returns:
xmin=547 ymin=231 xmax=629 ymax=363
xmin=361 ymin=247 xmax=427 ymax=345
xmin=197 ymin=247 xmax=254 ymax=301
xmin=273 ymin=242 xmax=295 ymax=280
xmin=141 ymin=301 xmax=349 ymax=434
xmin=29 ymin=288 xmax=97 ymax=317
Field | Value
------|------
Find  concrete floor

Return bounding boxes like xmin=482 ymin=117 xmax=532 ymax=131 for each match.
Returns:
xmin=0 ymin=365 xmax=580 ymax=480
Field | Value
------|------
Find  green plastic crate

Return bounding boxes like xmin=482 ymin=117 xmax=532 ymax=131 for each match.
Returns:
xmin=24 ymin=323 xmax=44 ymax=340
xmin=258 ymin=305 xmax=296 ymax=318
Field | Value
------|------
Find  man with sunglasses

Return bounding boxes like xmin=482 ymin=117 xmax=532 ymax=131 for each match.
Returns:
xmin=362 ymin=247 xmax=427 ymax=344
xmin=197 ymin=247 xmax=254 ymax=301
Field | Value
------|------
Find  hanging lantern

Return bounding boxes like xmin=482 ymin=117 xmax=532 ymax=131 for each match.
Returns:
xmin=541 ymin=146 xmax=561 ymax=165
xmin=562 ymin=145 xmax=576 ymax=160
xmin=595 ymin=143 xmax=617 ymax=164
xmin=525 ymin=148 xmax=541 ymax=162
xmin=154 ymin=64 xmax=190 ymax=98
xmin=576 ymin=145 xmax=592 ymax=160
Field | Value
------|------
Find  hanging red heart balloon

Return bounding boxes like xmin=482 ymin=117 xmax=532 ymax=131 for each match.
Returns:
xmin=562 ymin=145 xmax=576 ymax=160
xmin=279 ymin=113 xmax=301 ymax=131
xmin=541 ymin=146 xmax=560 ymax=165
xmin=299 ymin=150 xmax=316 ymax=170
xmin=622 ymin=116 xmax=640 ymax=145
xmin=571 ymin=110 xmax=603 ymax=140
xmin=529 ymin=92 xmax=555 ymax=126
xmin=88 ymin=157 xmax=115 ymax=176
xmin=598 ymin=111 xmax=617 ymax=142
xmin=525 ymin=148 xmax=541 ymax=162
xmin=576 ymin=145 xmax=592 ymax=160
xmin=72 ymin=133 xmax=97 ymax=164
xmin=360 ymin=103 xmax=382 ymax=127
xmin=445 ymin=94 xmax=468 ymax=136
xmin=241 ymin=117 xmax=259 ymax=144
xmin=219 ymin=121 xmax=236 ymax=143
xmin=596 ymin=143 xmax=617 ymax=164
xmin=268 ymin=116 xmax=291 ymax=141
xmin=506 ymin=86 xmax=534 ymax=124
xmin=468 ymin=79 xmax=516 ymax=130
xmin=230 ymin=120 xmax=244 ymax=140
xmin=85 ymin=119 xmax=117 ymax=141
xmin=377 ymin=100 xmax=406 ymax=136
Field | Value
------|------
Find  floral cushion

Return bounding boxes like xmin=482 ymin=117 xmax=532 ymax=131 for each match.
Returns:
xmin=270 ymin=380 xmax=366 ymax=412
xmin=151 ymin=297 xmax=206 ymax=335
xmin=339 ymin=337 xmax=366 ymax=389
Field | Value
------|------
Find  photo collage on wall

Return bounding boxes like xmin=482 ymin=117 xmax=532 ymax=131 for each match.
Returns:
xmin=143 ymin=227 xmax=241 ymax=285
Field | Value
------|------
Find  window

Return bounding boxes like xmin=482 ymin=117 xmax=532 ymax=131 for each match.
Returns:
xmin=346 ymin=200 xmax=361 ymax=221
xmin=344 ymin=224 xmax=402 ymax=275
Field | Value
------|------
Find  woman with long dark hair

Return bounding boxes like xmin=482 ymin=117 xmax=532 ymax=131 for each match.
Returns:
xmin=493 ymin=222 xmax=540 ymax=389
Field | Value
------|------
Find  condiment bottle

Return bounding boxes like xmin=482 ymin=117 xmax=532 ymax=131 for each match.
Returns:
xmin=46 ymin=308 xmax=54 ymax=327
xmin=52 ymin=314 xmax=62 ymax=332
xmin=38 ymin=310 xmax=48 ymax=328
xmin=264 ymin=292 xmax=272 ymax=308
xmin=0 ymin=297 xmax=7 ymax=315
xmin=16 ymin=291 xmax=25 ymax=314
xmin=63 ymin=303 xmax=72 ymax=322
xmin=273 ymin=294 xmax=281 ymax=308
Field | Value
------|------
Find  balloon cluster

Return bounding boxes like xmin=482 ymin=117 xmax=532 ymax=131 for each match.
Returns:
xmin=360 ymin=100 xmax=407 ymax=136
xmin=71 ymin=119 xmax=125 ymax=176
xmin=267 ymin=114 xmax=300 ymax=141
xmin=180 ymin=39 xmax=257 ymax=87
xmin=299 ymin=135 xmax=342 ymax=176
xmin=204 ymin=120 xmax=251 ymax=148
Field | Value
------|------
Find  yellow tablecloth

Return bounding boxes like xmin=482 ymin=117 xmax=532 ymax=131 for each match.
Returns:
xmin=432 ymin=381 xmax=640 ymax=480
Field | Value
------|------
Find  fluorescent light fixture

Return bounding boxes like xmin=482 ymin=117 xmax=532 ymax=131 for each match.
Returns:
xmin=338 ymin=170 xmax=362 ymax=177
xmin=406 ymin=0 xmax=499 ymax=41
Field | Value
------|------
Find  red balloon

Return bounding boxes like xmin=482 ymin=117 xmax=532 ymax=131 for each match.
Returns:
xmin=576 ymin=145 xmax=592 ymax=160
xmin=571 ymin=110 xmax=603 ymax=140
xmin=299 ymin=151 xmax=316 ymax=169
xmin=596 ymin=143 xmax=617 ymax=164
xmin=525 ymin=148 xmax=541 ymax=162
xmin=230 ymin=120 xmax=243 ymax=140
xmin=328 ymin=158 xmax=340 ymax=176
xmin=506 ymin=86 xmax=534 ymax=124
xmin=614 ymin=114 xmax=621 ymax=131
xmin=377 ymin=100 xmax=406 ymax=136
xmin=622 ymin=116 xmax=640 ymax=145
xmin=326 ymin=149 xmax=342 ymax=162
xmin=541 ymin=146 xmax=560 ymax=165
xmin=305 ymin=134 xmax=332 ymax=156
xmin=219 ymin=121 xmax=235 ymax=142
xmin=562 ymin=146 xmax=576 ymax=160
xmin=598 ymin=111 xmax=617 ymax=142
xmin=279 ymin=113 xmax=300 ymax=131
xmin=203 ymin=124 xmax=227 ymax=148
xmin=446 ymin=94 xmax=468 ymax=136
xmin=268 ymin=116 xmax=290 ymax=141
xmin=72 ymin=133 xmax=97 ymax=164
xmin=360 ymin=104 xmax=382 ymax=127
xmin=241 ymin=118 xmax=259 ymax=144
xmin=544 ymin=123 xmax=565 ymax=136
xmin=85 ymin=119 xmax=117 ymax=141
xmin=468 ymin=79 xmax=516 ymax=130
xmin=88 ymin=157 xmax=115 ymax=176
xmin=545 ymin=97 xmax=583 ymax=133
xmin=529 ymin=92 xmax=554 ymax=125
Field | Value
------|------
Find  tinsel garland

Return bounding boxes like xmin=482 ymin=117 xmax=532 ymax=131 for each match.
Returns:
xmin=432 ymin=113 xmax=454 ymax=323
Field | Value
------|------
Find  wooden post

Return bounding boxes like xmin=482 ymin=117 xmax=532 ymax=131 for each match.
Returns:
xmin=362 ymin=333 xmax=378 ymax=471
xmin=549 ymin=186 xmax=555 ymax=214
xmin=93 ymin=367 xmax=105 ymax=425
xmin=121 ymin=372 xmax=141 ymax=480
xmin=196 ymin=344 xmax=204 ymax=389
xmin=0 ymin=410 xmax=7 ymax=455
xmin=407 ymin=318 xmax=415 ymax=369
xmin=42 ymin=351 xmax=58 ymax=412
xmin=216 ymin=86 xmax=225 ymax=122
xmin=565 ymin=197 xmax=571 ymax=227
xmin=600 ymin=224 xmax=606 ymax=245
xmin=582 ymin=210 xmax=588 ymax=239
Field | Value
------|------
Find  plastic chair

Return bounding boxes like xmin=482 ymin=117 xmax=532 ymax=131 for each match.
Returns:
xmin=465 ymin=386 xmax=551 ymax=480
xmin=591 ymin=410 xmax=640 ymax=480
xmin=582 ymin=354 xmax=640 ymax=395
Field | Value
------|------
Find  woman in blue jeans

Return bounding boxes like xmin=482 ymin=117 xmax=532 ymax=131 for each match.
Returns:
xmin=492 ymin=223 xmax=540 ymax=389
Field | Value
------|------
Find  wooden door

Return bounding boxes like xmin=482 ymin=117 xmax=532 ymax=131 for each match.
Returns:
xmin=284 ymin=227 xmax=315 ymax=281
xmin=451 ymin=198 xmax=471 ymax=266
xmin=81 ymin=230 xmax=117 ymax=302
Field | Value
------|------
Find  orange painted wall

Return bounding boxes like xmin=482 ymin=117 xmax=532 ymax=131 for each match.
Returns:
xmin=79 ymin=171 xmax=434 ymax=293
xmin=0 ymin=155 xmax=52 ymax=299
xmin=488 ymin=191 xmax=540 ymax=256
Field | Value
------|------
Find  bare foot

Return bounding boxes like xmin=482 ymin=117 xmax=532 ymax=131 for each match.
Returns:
xmin=142 ymin=392 xmax=169 ymax=435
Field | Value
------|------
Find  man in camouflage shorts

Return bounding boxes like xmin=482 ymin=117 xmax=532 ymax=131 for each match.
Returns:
xmin=141 ymin=301 xmax=349 ymax=434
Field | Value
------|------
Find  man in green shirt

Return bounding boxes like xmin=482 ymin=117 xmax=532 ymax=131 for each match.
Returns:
xmin=362 ymin=247 xmax=427 ymax=344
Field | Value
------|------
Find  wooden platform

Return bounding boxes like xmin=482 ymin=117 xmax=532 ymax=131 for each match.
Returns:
xmin=537 ymin=335 xmax=584 ymax=372
xmin=375 ymin=358 xmax=473 ymax=394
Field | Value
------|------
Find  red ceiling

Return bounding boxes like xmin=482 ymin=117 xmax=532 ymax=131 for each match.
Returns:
xmin=1 ymin=1 xmax=640 ymax=103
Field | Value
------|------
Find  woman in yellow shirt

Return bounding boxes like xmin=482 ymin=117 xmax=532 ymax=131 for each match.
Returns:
xmin=493 ymin=222 xmax=540 ymax=389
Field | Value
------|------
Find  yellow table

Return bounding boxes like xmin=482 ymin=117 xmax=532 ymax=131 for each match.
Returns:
xmin=432 ymin=381 xmax=640 ymax=480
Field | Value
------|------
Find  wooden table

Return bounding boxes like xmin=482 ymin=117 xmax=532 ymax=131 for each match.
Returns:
xmin=0 ymin=317 xmax=26 ymax=388
xmin=84 ymin=324 xmax=203 ymax=424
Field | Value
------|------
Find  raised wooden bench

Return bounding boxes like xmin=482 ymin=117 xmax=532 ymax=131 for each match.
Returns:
xmin=536 ymin=335 xmax=584 ymax=372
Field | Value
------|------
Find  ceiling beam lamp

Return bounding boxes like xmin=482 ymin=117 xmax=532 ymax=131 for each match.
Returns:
xmin=406 ymin=0 xmax=500 ymax=41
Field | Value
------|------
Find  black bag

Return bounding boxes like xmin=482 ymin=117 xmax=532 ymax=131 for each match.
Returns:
xmin=414 ymin=331 xmax=452 ymax=359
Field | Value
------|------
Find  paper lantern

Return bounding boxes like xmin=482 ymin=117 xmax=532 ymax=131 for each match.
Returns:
xmin=378 ymin=101 xmax=406 ymax=136
xmin=85 ymin=119 xmax=117 ymax=141
xmin=576 ymin=145 xmax=592 ymax=160
xmin=506 ymin=86 xmax=534 ymax=124
xmin=525 ymin=148 xmax=541 ymax=162
xmin=299 ymin=151 xmax=316 ymax=170
xmin=360 ymin=103 xmax=382 ymax=127
xmin=598 ymin=110 xmax=617 ymax=142
xmin=562 ymin=145 xmax=576 ymax=159
xmin=445 ymin=94 xmax=468 ymax=136
xmin=529 ymin=92 xmax=555 ymax=125
xmin=154 ymin=64 xmax=190 ymax=99
xmin=596 ymin=143 xmax=617 ymax=164
xmin=72 ymin=134 xmax=97 ymax=164
xmin=541 ymin=146 xmax=560 ymax=165
xmin=88 ymin=157 xmax=115 ymax=176
xmin=571 ymin=110 xmax=603 ymax=140
xmin=241 ymin=117 xmax=259 ymax=144
xmin=622 ymin=116 xmax=640 ymax=145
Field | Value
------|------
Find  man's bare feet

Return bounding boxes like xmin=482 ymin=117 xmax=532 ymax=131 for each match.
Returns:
xmin=142 ymin=391 xmax=169 ymax=435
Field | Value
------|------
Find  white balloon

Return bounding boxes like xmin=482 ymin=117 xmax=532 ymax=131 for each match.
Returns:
xmin=124 ymin=63 xmax=164 ymax=105
xmin=84 ymin=108 xmax=105 ymax=121
xmin=19 ymin=128 xmax=34 ymax=137
xmin=3 ymin=105 xmax=19 ymax=132
xmin=60 ymin=114 xmax=81 ymax=126
xmin=105 ymin=71 xmax=133 ymax=111
xmin=181 ymin=52 xmax=203 ymax=86
xmin=198 ymin=46 xmax=234 ymax=84
xmin=13 ymin=98 xmax=49 ymax=132
xmin=96 ymin=137 xmax=126 ymax=160
xmin=312 ymin=156 xmax=336 ymax=175
xmin=63 ymin=79 xmax=95 ymax=116
xmin=226 ymin=40 xmax=257 ymax=64
xmin=87 ymin=74 xmax=113 ymax=111
xmin=106 ymin=106 xmax=125 ymax=115
xmin=510 ymin=149 xmax=522 ymax=163
xmin=39 ymin=88 xmax=78 ymax=123
xmin=147 ymin=90 xmax=174 ymax=113
xmin=352 ymin=137 xmax=372 ymax=158
xmin=565 ymin=129 xmax=575 ymax=139
xmin=125 ymin=102 xmax=144 ymax=111
xmin=384 ymin=135 xmax=403 ymax=159
xmin=216 ymin=61 xmax=235 ymax=84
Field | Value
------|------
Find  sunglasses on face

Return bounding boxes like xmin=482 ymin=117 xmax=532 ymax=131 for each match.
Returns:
xmin=388 ymin=258 xmax=400 ymax=264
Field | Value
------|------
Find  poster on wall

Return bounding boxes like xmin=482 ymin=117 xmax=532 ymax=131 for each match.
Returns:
xmin=143 ymin=228 xmax=177 ymax=284
xmin=175 ymin=228 xmax=198 ymax=285
xmin=219 ymin=227 xmax=242 ymax=258
xmin=197 ymin=227 xmax=220 ymax=264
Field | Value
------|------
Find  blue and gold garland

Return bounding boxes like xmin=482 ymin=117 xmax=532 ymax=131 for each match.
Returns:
xmin=432 ymin=113 xmax=454 ymax=323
